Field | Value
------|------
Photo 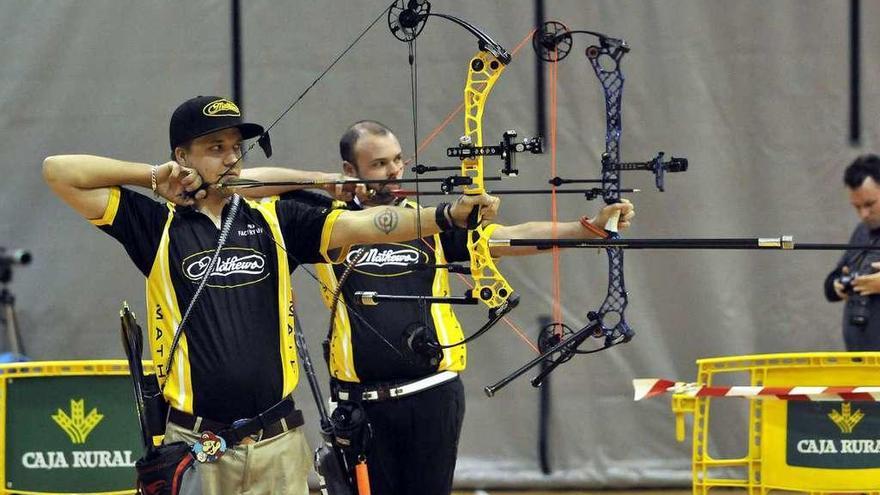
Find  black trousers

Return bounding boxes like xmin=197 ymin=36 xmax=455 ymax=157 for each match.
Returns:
xmin=360 ymin=377 xmax=465 ymax=495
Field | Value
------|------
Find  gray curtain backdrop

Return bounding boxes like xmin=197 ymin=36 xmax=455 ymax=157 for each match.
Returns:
xmin=1 ymin=0 xmax=878 ymax=488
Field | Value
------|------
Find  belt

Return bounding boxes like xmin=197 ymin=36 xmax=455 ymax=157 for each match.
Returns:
xmin=334 ymin=371 xmax=459 ymax=402
xmin=168 ymin=398 xmax=304 ymax=446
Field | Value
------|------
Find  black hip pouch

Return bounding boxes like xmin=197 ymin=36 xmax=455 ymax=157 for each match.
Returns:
xmin=135 ymin=442 xmax=196 ymax=495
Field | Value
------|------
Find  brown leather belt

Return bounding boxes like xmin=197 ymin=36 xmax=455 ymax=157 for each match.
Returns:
xmin=168 ymin=399 xmax=304 ymax=446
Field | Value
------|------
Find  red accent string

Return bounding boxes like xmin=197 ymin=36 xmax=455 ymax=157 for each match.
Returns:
xmin=415 ymin=236 xmax=539 ymax=354
xmin=418 ymin=103 xmax=464 ymax=155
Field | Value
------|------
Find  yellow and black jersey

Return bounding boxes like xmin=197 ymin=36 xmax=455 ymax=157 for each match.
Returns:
xmin=93 ymin=187 xmax=344 ymax=423
xmin=282 ymin=191 xmax=477 ymax=384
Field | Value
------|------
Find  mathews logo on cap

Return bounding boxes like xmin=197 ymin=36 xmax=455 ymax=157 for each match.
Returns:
xmin=203 ymin=99 xmax=241 ymax=118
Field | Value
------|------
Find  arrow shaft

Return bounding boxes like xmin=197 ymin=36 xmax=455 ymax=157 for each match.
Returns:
xmin=488 ymin=237 xmax=880 ymax=250
xmin=392 ymin=188 xmax=638 ymax=196
xmin=223 ymin=176 xmax=505 ymax=189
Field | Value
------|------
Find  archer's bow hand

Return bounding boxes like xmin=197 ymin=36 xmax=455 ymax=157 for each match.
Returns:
xmin=450 ymin=193 xmax=501 ymax=228
xmin=318 ymin=172 xmax=370 ymax=203
xmin=590 ymin=199 xmax=635 ymax=234
xmin=155 ymin=161 xmax=205 ymax=205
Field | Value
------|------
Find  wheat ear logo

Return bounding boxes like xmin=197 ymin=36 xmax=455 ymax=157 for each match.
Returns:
xmin=51 ymin=399 xmax=104 ymax=444
xmin=828 ymin=402 xmax=865 ymax=434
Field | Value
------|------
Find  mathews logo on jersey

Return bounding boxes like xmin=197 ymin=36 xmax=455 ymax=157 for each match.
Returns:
xmin=348 ymin=244 xmax=429 ymax=277
xmin=182 ymin=247 xmax=269 ymax=287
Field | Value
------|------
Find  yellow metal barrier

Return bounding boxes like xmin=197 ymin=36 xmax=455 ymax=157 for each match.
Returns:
xmin=673 ymin=352 xmax=880 ymax=494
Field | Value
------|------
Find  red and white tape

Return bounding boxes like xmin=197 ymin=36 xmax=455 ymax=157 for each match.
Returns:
xmin=633 ymin=378 xmax=880 ymax=402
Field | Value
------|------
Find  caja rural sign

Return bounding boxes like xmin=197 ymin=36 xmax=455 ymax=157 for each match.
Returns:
xmin=787 ymin=401 xmax=880 ymax=469
xmin=4 ymin=373 xmax=142 ymax=493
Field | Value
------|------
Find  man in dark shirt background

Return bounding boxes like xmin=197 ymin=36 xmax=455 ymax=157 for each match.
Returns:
xmin=825 ymin=154 xmax=880 ymax=351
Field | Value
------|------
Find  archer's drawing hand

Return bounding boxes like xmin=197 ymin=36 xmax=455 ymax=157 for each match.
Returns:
xmin=155 ymin=161 xmax=205 ymax=205
xmin=319 ymin=172 xmax=369 ymax=203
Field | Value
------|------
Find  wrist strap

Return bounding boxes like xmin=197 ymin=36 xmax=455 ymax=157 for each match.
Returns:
xmin=579 ymin=215 xmax=609 ymax=239
xmin=435 ymin=202 xmax=455 ymax=231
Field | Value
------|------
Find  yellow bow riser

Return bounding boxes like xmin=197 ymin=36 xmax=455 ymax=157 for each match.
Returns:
xmin=461 ymin=49 xmax=515 ymax=311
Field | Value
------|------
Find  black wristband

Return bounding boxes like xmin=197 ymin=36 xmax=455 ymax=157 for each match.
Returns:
xmin=435 ymin=202 xmax=455 ymax=231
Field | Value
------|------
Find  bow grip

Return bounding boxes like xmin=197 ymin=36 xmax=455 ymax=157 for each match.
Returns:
xmin=604 ymin=209 xmax=621 ymax=234
xmin=466 ymin=204 xmax=480 ymax=230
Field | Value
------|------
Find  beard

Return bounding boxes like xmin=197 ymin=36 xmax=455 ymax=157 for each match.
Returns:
xmin=366 ymin=186 xmax=399 ymax=206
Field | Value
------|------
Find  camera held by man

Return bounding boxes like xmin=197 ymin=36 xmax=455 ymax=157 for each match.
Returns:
xmin=834 ymin=261 xmax=880 ymax=327
xmin=836 ymin=259 xmax=880 ymax=298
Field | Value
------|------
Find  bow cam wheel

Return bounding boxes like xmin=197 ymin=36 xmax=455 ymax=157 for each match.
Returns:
xmin=537 ymin=321 xmax=576 ymax=365
xmin=388 ymin=0 xmax=431 ymax=42
xmin=532 ymin=21 xmax=572 ymax=62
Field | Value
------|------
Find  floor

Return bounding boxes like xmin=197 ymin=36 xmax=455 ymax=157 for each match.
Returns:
xmin=450 ymin=492 xmax=695 ymax=495
xmin=449 ymin=491 xmax=696 ymax=495
xmin=309 ymin=492 xmax=697 ymax=495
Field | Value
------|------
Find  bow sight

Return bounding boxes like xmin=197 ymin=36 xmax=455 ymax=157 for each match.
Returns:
xmin=447 ymin=130 xmax=543 ymax=179
xmin=412 ymin=130 xmax=544 ymax=190
xmin=548 ymin=152 xmax=688 ymax=200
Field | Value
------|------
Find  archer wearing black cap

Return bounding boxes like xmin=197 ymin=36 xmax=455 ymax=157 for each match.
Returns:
xmin=169 ymin=96 xmax=267 ymax=156
xmin=42 ymin=95 xmax=501 ymax=494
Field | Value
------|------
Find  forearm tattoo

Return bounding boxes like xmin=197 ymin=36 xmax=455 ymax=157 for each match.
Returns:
xmin=373 ymin=208 xmax=399 ymax=235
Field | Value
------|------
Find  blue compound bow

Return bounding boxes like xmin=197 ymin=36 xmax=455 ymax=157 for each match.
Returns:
xmin=486 ymin=22 xmax=689 ymax=395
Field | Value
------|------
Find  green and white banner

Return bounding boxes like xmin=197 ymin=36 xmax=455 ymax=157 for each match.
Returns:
xmin=5 ymin=375 xmax=141 ymax=493
xmin=786 ymin=401 xmax=880 ymax=469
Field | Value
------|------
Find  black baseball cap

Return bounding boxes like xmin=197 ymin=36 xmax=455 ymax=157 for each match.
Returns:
xmin=169 ymin=96 xmax=265 ymax=151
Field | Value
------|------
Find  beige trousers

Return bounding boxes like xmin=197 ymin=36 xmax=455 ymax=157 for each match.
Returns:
xmin=164 ymin=421 xmax=312 ymax=495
